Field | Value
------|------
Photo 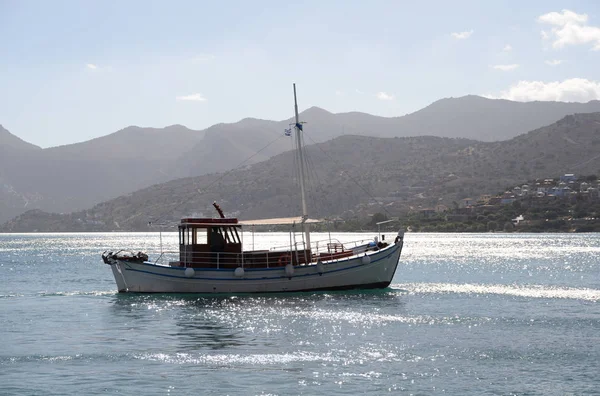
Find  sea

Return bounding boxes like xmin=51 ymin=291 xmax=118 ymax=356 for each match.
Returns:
xmin=1 ymin=232 xmax=599 ymax=395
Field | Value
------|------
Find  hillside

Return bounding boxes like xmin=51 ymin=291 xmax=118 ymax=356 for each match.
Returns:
xmin=3 ymin=96 xmax=600 ymax=224
xmin=3 ymin=112 xmax=599 ymax=232
xmin=403 ymin=174 xmax=600 ymax=233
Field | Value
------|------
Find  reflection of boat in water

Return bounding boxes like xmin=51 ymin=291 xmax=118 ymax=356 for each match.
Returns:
xmin=109 ymin=294 xmax=244 ymax=349
xmin=175 ymin=320 xmax=244 ymax=351
xmin=101 ymin=84 xmax=404 ymax=293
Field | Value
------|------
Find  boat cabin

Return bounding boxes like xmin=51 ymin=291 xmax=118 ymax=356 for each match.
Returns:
xmin=178 ymin=218 xmax=242 ymax=268
xmin=176 ymin=216 xmax=313 ymax=269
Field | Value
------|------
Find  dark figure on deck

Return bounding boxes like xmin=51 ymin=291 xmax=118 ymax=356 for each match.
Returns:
xmin=210 ymin=228 xmax=226 ymax=266
xmin=210 ymin=228 xmax=226 ymax=252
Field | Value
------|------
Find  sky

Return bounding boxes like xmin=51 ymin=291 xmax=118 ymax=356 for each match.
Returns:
xmin=1 ymin=0 xmax=599 ymax=148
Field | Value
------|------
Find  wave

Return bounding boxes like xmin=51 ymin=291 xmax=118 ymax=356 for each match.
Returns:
xmin=0 ymin=294 xmax=25 ymax=299
xmin=1 ymin=349 xmax=412 ymax=367
xmin=394 ymin=282 xmax=600 ymax=302
xmin=37 ymin=290 xmax=117 ymax=297
xmin=135 ymin=348 xmax=411 ymax=366
xmin=276 ymin=309 xmax=457 ymax=326
xmin=137 ymin=351 xmax=337 ymax=365
xmin=1 ymin=290 xmax=118 ymax=299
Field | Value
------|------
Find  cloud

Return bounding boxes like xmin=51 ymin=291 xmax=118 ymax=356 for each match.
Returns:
xmin=335 ymin=90 xmax=343 ymax=96
xmin=451 ymin=30 xmax=474 ymax=39
xmin=487 ymin=78 xmax=600 ymax=102
xmin=538 ymin=9 xmax=587 ymax=26
xmin=86 ymin=64 xmax=98 ymax=70
xmin=355 ymin=89 xmax=365 ymax=94
xmin=376 ymin=92 xmax=395 ymax=101
xmin=503 ymin=44 xmax=513 ymax=52
xmin=176 ymin=93 xmax=207 ymax=101
xmin=538 ymin=9 xmax=600 ymax=50
xmin=545 ymin=59 xmax=564 ymax=66
xmin=492 ymin=64 xmax=519 ymax=71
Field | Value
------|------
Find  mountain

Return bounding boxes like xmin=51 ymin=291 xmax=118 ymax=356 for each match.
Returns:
xmin=3 ymin=96 xmax=600 ymax=224
xmin=0 ymin=125 xmax=42 ymax=223
xmin=4 ymin=112 xmax=599 ymax=232
xmin=175 ymin=118 xmax=284 ymax=177
xmin=172 ymin=107 xmax=401 ymax=178
xmin=45 ymin=124 xmax=205 ymax=161
xmin=0 ymin=124 xmax=40 ymax=151
xmin=0 ymin=124 xmax=205 ymax=224
xmin=174 ymin=97 xmax=600 ymax=176
xmin=391 ymin=95 xmax=600 ymax=141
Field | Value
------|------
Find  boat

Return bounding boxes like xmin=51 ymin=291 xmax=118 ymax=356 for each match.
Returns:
xmin=101 ymin=84 xmax=404 ymax=293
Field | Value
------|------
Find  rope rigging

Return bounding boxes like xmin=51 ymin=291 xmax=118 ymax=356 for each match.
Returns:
xmin=150 ymin=133 xmax=288 ymax=226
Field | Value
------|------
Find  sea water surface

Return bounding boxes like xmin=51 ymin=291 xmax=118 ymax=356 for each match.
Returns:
xmin=0 ymin=232 xmax=599 ymax=395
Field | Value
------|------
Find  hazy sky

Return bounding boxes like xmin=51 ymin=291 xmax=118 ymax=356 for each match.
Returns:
xmin=1 ymin=0 xmax=599 ymax=147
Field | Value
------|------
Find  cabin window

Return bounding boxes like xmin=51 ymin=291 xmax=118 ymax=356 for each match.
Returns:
xmin=195 ymin=228 xmax=208 ymax=245
xmin=183 ymin=228 xmax=191 ymax=245
xmin=180 ymin=227 xmax=208 ymax=245
xmin=216 ymin=226 xmax=241 ymax=244
xmin=179 ymin=228 xmax=191 ymax=245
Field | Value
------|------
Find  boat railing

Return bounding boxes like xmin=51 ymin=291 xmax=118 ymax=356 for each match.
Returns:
xmin=148 ymin=250 xmax=304 ymax=269
xmin=269 ymin=237 xmax=374 ymax=254
xmin=145 ymin=236 xmax=379 ymax=269
xmin=311 ymin=237 xmax=377 ymax=255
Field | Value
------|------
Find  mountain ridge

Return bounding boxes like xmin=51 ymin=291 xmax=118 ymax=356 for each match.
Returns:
xmin=3 ymin=112 xmax=599 ymax=232
xmin=3 ymin=95 xmax=600 ymax=225
xmin=7 ymin=95 xmax=600 ymax=148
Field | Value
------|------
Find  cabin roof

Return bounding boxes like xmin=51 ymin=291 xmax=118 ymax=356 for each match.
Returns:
xmin=180 ymin=218 xmax=239 ymax=227
xmin=179 ymin=216 xmax=323 ymax=227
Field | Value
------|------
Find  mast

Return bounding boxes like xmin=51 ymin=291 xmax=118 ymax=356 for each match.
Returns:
xmin=293 ymin=83 xmax=311 ymax=251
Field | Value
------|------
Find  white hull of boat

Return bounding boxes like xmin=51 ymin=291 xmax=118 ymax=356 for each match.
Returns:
xmin=109 ymin=241 xmax=403 ymax=293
